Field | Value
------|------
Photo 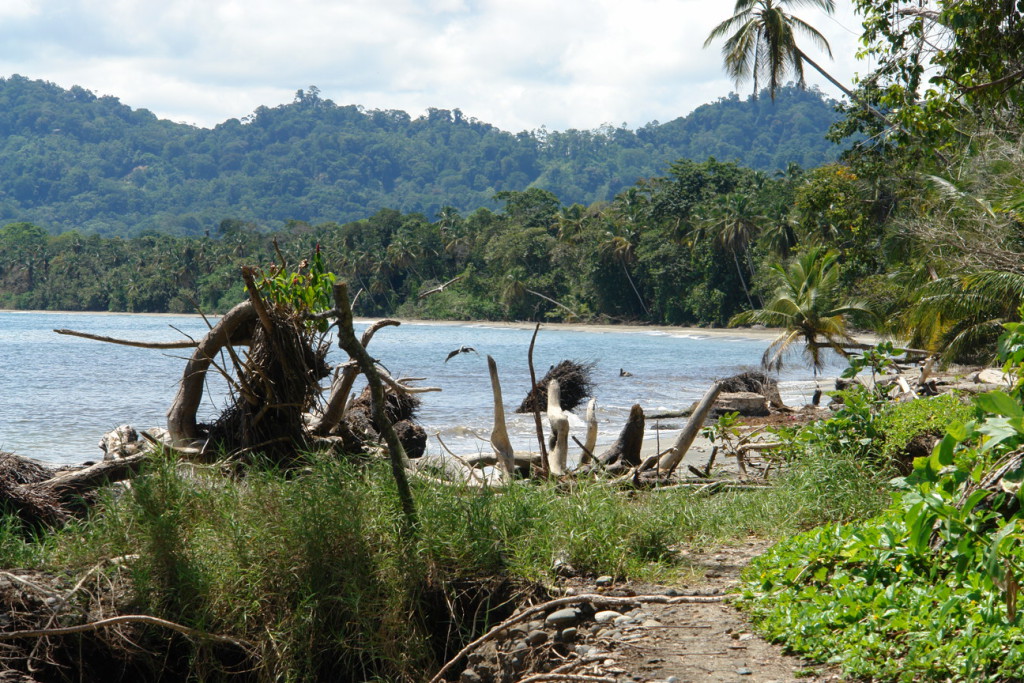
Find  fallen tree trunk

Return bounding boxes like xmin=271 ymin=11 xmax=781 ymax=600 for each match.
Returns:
xmin=658 ymin=381 xmax=724 ymax=475
xmin=35 ymin=453 xmax=147 ymax=496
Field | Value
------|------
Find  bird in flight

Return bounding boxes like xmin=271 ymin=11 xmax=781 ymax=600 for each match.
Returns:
xmin=445 ymin=346 xmax=479 ymax=363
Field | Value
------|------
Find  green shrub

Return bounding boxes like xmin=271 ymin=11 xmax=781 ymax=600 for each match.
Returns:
xmin=738 ymin=322 xmax=1024 ymax=681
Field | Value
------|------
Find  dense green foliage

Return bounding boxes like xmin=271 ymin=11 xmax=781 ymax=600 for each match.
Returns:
xmin=740 ymin=328 xmax=1024 ymax=681
xmin=0 ymin=159 xmax=813 ymax=327
xmin=0 ymin=76 xmax=843 ymax=237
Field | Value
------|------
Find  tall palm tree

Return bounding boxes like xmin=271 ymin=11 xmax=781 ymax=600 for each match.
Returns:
xmin=705 ymin=0 xmax=836 ymax=100
xmin=730 ymin=246 xmax=874 ymax=373
xmin=599 ymin=232 xmax=649 ymax=316
xmin=705 ymin=0 xmax=893 ymax=124
xmin=695 ymin=192 xmax=766 ymax=308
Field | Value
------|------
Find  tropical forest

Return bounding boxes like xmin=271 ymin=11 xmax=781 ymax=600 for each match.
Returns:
xmin=1 ymin=0 xmax=1024 ymax=681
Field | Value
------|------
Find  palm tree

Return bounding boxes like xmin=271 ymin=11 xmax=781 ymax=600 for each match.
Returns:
xmin=901 ymin=270 xmax=1024 ymax=363
xmin=730 ymin=246 xmax=874 ymax=373
xmin=695 ymin=192 xmax=766 ymax=308
xmin=705 ymin=0 xmax=892 ymax=124
xmin=704 ymin=0 xmax=836 ymax=100
xmin=599 ymin=232 xmax=649 ymax=316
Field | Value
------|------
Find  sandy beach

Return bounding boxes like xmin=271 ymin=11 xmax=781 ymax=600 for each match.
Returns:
xmin=3 ymin=307 xmax=881 ymax=345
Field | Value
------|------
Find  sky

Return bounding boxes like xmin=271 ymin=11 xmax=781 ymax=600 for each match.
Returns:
xmin=0 ymin=0 xmax=871 ymax=133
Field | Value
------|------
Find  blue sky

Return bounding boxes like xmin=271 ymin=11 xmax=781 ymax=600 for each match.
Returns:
xmin=0 ymin=0 xmax=869 ymax=132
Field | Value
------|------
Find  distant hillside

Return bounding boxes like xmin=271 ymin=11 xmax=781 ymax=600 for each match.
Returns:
xmin=0 ymin=75 xmax=845 ymax=236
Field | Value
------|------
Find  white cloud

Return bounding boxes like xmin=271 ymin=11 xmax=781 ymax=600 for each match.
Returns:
xmin=0 ymin=0 xmax=869 ymax=131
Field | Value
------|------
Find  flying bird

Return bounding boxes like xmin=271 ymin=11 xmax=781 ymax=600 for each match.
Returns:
xmin=445 ymin=346 xmax=479 ymax=363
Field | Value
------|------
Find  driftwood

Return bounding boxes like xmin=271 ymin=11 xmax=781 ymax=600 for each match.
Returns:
xmin=311 ymin=319 xmax=401 ymax=436
xmin=0 ymin=449 xmax=150 ymax=529
xmin=659 ymin=381 xmax=725 ymax=475
xmin=53 ymin=329 xmax=201 ymax=349
xmin=581 ymin=399 xmax=598 ymax=464
xmin=37 ymin=453 xmax=147 ymax=495
xmin=488 ymin=356 xmax=517 ymax=481
xmin=526 ymin=323 xmax=549 ymax=474
xmin=167 ymin=300 xmax=258 ymax=445
xmin=546 ymin=380 xmax=570 ymax=476
xmin=597 ymin=404 xmax=645 ymax=469
xmin=330 ymin=283 xmax=418 ymax=530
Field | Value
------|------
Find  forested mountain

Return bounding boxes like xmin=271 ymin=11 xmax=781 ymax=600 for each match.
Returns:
xmin=0 ymin=75 xmax=844 ymax=236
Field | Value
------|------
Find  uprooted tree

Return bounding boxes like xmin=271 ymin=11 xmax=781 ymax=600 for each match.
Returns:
xmin=8 ymin=251 xmax=780 ymax=532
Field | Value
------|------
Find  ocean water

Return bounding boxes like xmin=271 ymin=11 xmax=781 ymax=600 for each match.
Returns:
xmin=0 ymin=312 xmax=840 ymax=465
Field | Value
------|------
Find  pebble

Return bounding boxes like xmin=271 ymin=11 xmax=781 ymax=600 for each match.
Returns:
xmin=545 ymin=607 xmax=583 ymax=628
xmin=594 ymin=610 xmax=623 ymax=623
xmin=596 ymin=575 xmax=614 ymax=587
xmin=613 ymin=615 xmax=635 ymax=626
xmin=642 ymin=619 xmax=664 ymax=628
xmin=460 ymin=668 xmax=484 ymax=683
xmin=525 ymin=630 xmax=548 ymax=647
xmin=737 ymin=667 xmax=753 ymax=675
xmin=556 ymin=627 xmax=577 ymax=643
xmin=666 ymin=677 xmax=680 ymax=683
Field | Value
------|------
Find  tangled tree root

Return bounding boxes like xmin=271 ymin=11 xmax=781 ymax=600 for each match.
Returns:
xmin=517 ymin=360 xmax=595 ymax=414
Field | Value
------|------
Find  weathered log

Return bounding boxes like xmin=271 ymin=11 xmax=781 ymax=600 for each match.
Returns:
xmin=35 ymin=453 xmax=147 ymax=496
xmin=53 ymin=329 xmax=200 ymax=349
xmin=487 ymin=355 xmax=516 ymax=481
xmin=581 ymin=398 xmax=598 ymax=464
xmin=167 ymin=301 xmax=258 ymax=445
xmin=598 ymin=404 xmax=645 ymax=469
xmin=546 ymin=380 xmax=569 ymax=476
xmin=659 ymin=381 xmax=724 ymax=474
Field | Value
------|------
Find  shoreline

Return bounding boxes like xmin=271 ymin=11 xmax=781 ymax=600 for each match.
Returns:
xmin=0 ymin=308 xmax=879 ymax=345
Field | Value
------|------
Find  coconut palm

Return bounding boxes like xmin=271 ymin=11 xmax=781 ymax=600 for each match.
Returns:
xmin=730 ymin=246 xmax=874 ymax=373
xmin=705 ymin=0 xmax=837 ymax=100
xmin=902 ymin=270 xmax=1024 ymax=363
xmin=695 ymin=192 xmax=766 ymax=308
xmin=705 ymin=0 xmax=896 ymax=129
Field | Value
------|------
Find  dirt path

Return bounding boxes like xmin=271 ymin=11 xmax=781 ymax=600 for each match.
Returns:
xmin=457 ymin=539 xmax=843 ymax=683
xmin=587 ymin=541 xmax=842 ymax=683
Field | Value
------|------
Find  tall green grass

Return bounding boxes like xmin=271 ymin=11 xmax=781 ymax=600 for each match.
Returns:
xmin=3 ymin=439 xmax=894 ymax=681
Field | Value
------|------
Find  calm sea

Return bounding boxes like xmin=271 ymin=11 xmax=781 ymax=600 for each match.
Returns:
xmin=0 ymin=312 xmax=838 ymax=465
